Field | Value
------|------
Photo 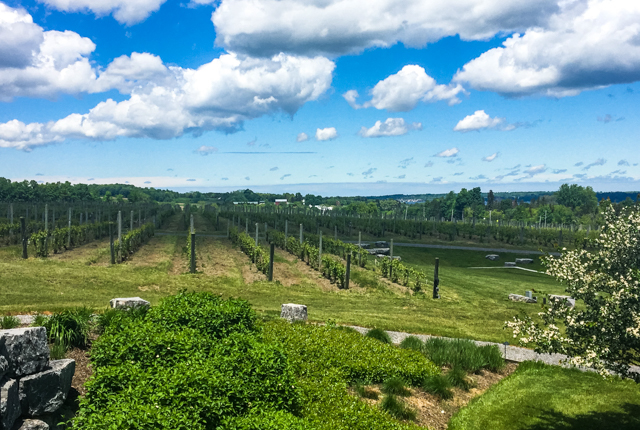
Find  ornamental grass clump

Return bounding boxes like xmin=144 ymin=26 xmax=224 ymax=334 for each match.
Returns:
xmin=422 ymin=374 xmax=454 ymax=400
xmin=0 ymin=315 xmax=20 ymax=329
xmin=43 ymin=307 xmax=93 ymax=350
xmin=354 ymin=381 xmax=379 ymax=400
xmin=366 ymin=327 xmax=392 ymax=344
xmin=381 ymin=394 xmax=416 ymax=421
xmin=399 ymin=336 xmax=424 ymax=352
xmin=382 ymin=376 xmax=411 ymax=396
xmin=447 ymin=366 xmax=474 ymax=391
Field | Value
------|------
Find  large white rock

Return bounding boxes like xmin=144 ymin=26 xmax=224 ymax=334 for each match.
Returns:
xmin=504 ymin=262 xmax=516 ymax=267
xmin=549 ymin=295 xmax=576 ymax=308
xmin=13 ymin=419 xmax=49 ymax=430
xmin=509 ymin=294 xmax=537 ymax=304
xmin=280 ymin=304 xmax=307 ymax=323
xmin=109 ymin=297 xmax=150 ymax=310
xmin=485 ymin=254 xmax=500 ymax=261
xmin=0 ymin=328 xmax=49 ymax=378
xmin=0 ymin=378 xmax=20 ymax=430
xmin=515 ymin=258 xmax=534 ymax=264
xmin=19 ymin=359 xmax=75 ymax=417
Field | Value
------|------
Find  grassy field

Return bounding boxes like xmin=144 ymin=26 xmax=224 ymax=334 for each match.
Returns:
xmin=0 ymin=212 xmax=566 ymax=343
xmin=449 ymin=361 xmax=640 ymax=430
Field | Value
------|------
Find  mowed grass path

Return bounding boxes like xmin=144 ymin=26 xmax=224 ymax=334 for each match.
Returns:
xmin=0 ymin=213 xmax=565 ymax=342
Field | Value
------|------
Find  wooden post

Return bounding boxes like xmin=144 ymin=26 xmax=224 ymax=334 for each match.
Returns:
xmin=285 ymin=220 xmax=288 ymax=242
xmin=345 ymin=253 xmax=351 ymax=289
xmin=20 ymin=217 xmax=27 ymax=259
xmin=299 ymin=223 xmax=303 ymax=244
xmin=334 ymin=225 xmax=337 ymax=240
xmin=190 ymin=231 xmax=196 ymax=274
xmin=433 ymin=257 xmax=440 ymax=299
xmin=227 ymin=219 xmax=230 ymax=238
xmin=44 ymin=204 xmax=49 ymax=256
xmin=109 ymin=223 xmax=115 ymax=265
xmin=67 ymin=208 xmax=72 ymax=248
xmin=130 ymin=210 xmax=134 ymax=231
xmin=255 ymin=223 xmax=259 ymax=246
xmin=190 ymin=214 xmax=194 ymax=233
xmin=268 ymin=243 xmax=275 ymax=282
xmin=245 ymin=218 xmax=248 ymax=234
xmin=138 ymin=209 xmax=141 ymax=227
xmin=318 ymin=231 xmax=323 ymax=270
xmin=9 ymin=203 xmax=13 ymax=238
xmin=358 ymin=231 xmax=362 ymax=266
xmin=117 ymin=211 xmax=122 ymax=262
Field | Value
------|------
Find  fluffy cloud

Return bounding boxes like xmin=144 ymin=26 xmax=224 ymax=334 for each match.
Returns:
xmin=315 ymin=127 xmax=338 ymax=141
xmin=454 ymin=110 xmax=511 ymax=132
xmin=619 ymin=160 xmax=630 ymax=166
xmin=194 ymin=145 xmax=218 ymax=156
xmin=296 ymin=132 xmax=309 ymax=142
xmin=434 ymin=148 xmax=459 ymax=158
xmin=582 ymin=158 xmax=606 ymax=171
xmin=362 ymin=167 xmax=377 ymax=178
xmin=211 ymin=0 xmax=559 ymax=57
xmin=359 ymin=118 xmax=422 ymax=137
xmin=482 ymin=152 xmax=499 ymax=162
xmin=37 ymin=0 xmax=167 ymax=25
xmin=0 ymin=52 xmax=335 ymax=150
xmin=344 ymin=66 xmax=464 ymax=111
xmin=454 ymin=1 xmax=640 ymax=97
xmin=524 ymin=164 xmax=546 ymax=176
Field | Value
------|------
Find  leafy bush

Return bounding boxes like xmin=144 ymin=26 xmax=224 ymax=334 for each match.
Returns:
xmin=399 ymin=336 xmax=423 ymax=352
xmin=366 ymin=328 xmax=392 ymax=344
xmin=43 ymin=307 xmax=93 ymax=349
xmin=220 ymin=409 xmax=317 ymax=430
xmin=31 ymin=313 xmax=49 ymax=327
xmin=422 ymin=374 xmax=453 ymax=400
xmin=422 ymin=338 xmax=504 ymax=374
xmin=0 ymin=315 xmax=20 ymax=329
xmin=381 ymin=395 xmax=416 ymax=421
xmin=114 ymin=222 xmax=155 ymax=262
xmin=382 ymin=377 xmax=411 ymax=396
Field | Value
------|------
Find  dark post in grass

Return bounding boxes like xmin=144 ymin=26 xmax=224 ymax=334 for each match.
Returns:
xmin=433 ymin=257 xmax=440 ymax=299
xmin=20 ymin=217 xmax=27 ymax=259
xmin=109 ymin=223 xmax=115 ymax=265
xmin=268 ymin=242 xmax=275 ymax=282
xmin=345 ymin=253 xmax=351 ymax=289
xmin=190 ymin=223 xmax=196 ymax=274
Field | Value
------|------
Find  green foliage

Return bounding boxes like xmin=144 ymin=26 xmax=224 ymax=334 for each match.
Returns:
xmin=50 ymin=341 xmax=67 ymax=360
xmin=422 ymin=338 xmax=504 ymax=374
xmin=0 ymin=315 xmax=20 ymax=329
xmin=422 ymin=374 xmax=453 ymax=400
xmin=114 ymin=222 xmax=155 ymax=262
xmin=380 ymin=395 xmax=416 ymax=421
xmin=229 ymin=227 xmax=271 ymax=275
xmin=447 ymin=366 xmax=474 ymax=391
xmin=366 ymin=328 xmax=392 ymax=344
xmin=30 ymin=221 xmax=112 ymax=257
xmin=43 ymin=307 xmax=93 ymax=349
xmin=219 ymin=409 xmax=317 ymax=430
xmin=399 ymin=336 xmax=424 ymax=352
xmin=31 ymin=313 xmax=49 ymax=327
xmin=382 ymin=377 xmax=410 ymax=396
xmin=73 ymin=293 xmax=300 ymax=430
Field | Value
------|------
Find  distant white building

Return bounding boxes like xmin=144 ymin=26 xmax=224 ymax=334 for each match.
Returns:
xmin=275 ymin=199 xmax=288 ymax=205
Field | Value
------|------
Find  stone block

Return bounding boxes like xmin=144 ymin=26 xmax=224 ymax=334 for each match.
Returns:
xmin=549 ymin=295 xmax=576 ymax=308
xmin=280 ymin=304 xmax=307 ymax=323
xmin=516 ymin=258 xmax=534 ymax=264
xmin=1 ymin=378 xmax=20 ymax=430
xmin=109 ymin=297 xmax=150 ymax=310
xmin=485 ymin=254 xmax=500 ymax=261
xmin=19 ymin=360 xmax=75 ymax=417
xmin=374 ymin=241 xmax=389 ymax=248
xmin=12 ymin=419 xmax=49 ymax=430
xmin=509 ymin=294 xmax=537 ymax=304
xmin=0 ymin=356 xmax=7 ymax=382
xmin=0 ymin=328 xmax=49 ymax=378
xmin=504 ymin=262 xmax=516 ymax=267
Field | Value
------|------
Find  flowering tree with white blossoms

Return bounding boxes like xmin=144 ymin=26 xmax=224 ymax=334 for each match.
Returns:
xmin=507 ymin=206 xmax=640 ymax=381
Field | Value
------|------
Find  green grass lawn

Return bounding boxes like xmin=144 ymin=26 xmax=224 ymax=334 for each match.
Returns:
xmin=0 ymin=231 xmax=566 ymax=342
xmin=449 ymin=361 xmax=640 ymax=430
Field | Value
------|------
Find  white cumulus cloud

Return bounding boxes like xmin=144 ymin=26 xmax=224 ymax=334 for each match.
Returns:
xmin=344 ymin=65 xmax=465 ymax=111
xmin=524 ymin=164 xmax=547 ymax=176
xmin=194 ymin=145 xmax=218 ymax=156
xmin=359 ymin=118 xmax=422 ymax=138
xmin=296 ymin=132 xmax=309 ymax=142
xmin=315 ymin=127 xmax=338 ymax=141
xmin=211 ymin=0 xmax=559 ymax=57
xmin=37 ymin=0 xmax=167 ymax=25
xmin=0 ymin=52 xmax=336 ymax=150
xmin=482 ymin=152 xmax=499 ymax=162
xmin=435 ymin=148 xmax=459 ymax=158
xmin=454 ymin=0 xmax=640 ymax=97
xmin=454 ymin=110 xmax=505 ymax=132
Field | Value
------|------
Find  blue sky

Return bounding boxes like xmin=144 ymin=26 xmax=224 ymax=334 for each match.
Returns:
xmin=0 ymin=0 xmax=639 ymax=195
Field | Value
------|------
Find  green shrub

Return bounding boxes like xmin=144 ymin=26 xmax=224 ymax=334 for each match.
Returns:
xmin=95 ymin=306 xmax=148 ymax=334
xmin=264 ymin=320 xmax=438 ymax=385
xmin=31 ymin=314 xmax=49 ymax=327
xmin=381 ymin=395 xmax=416 ymax=421
xmin=220 ymin=409 xmax=316 ymax=430
xmin=447 ymin=366 xmax=474 ymax=391
xmin=399 ymin=336 xmax=423 ymax=352
xmin=423 ymin=374 xmax=453 ymax=400
xmin=43 ymin=307 xmax=93 ymax=349
xmin=422 ymin=338 xmax=504 ymax=374
xmin=0 ymin=315 xmax=20 ymax=329
xmin=366 ymin=328 xmax=392 ymax=344
xmin=479 ymin=345 xmax=505 ymax=372
xmin=382 ymin=377 xmax=411 ymax=397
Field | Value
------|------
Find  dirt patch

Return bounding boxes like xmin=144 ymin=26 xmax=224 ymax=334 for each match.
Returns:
xmin=355 ymin=362 xmax=518 ymax=429
xmin=66 ymin=347 xmax=92 ymax=397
